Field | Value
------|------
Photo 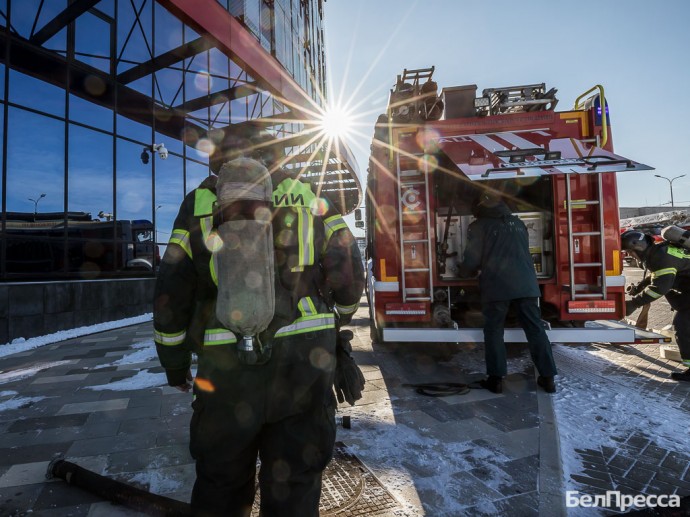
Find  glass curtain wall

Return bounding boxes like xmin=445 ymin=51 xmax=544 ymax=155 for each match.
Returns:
xmin=0 ymin=0 xmax=327 ymax=281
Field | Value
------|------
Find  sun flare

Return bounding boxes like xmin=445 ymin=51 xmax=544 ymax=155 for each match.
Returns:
xmin=319 ymin=105 xmax=354 ymax=140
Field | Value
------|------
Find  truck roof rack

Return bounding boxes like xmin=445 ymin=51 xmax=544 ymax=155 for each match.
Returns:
xmin=477 ymin=84 xmax=558 ymax=116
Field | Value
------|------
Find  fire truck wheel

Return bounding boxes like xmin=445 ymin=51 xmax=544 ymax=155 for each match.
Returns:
xmin=370 ymin=320 xmax=383 ymax=344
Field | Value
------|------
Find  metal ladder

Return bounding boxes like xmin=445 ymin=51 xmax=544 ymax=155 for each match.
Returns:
xmin=565 ymin=172 xmax=607 ymax=300
xmin=397 ymin=150 xmax=433 ymax=303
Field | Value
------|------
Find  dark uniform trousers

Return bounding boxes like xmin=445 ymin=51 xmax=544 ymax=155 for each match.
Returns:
xmin=667 ymin=285 xmax=690 ymax=362
xmin=189 ymin=328 xmax=337 ymax=517
xmin=482 ymin=297 xmax=558 ymax=378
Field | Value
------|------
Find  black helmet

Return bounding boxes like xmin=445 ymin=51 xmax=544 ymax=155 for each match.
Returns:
xmin=620 ymin=230 xmax=652 ymax=254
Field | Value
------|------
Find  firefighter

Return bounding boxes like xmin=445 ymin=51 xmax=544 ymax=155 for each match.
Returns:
xmin=153 ymin=128 xmax=365 ymax=516
xmin=622 ymin=230 xmax=690 ymax=382
xmin=459 ymin=190 xmax=558 ymax=394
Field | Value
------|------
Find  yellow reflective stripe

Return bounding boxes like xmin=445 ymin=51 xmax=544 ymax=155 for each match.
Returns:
xmin=203 ymin=328 xmax=238 ymax=346
xmin=298 ymin=296 xmax=318 ymax=317
xmin=194 ymin=188 xmax=216 ymax=216
xmin=335 ymin=302 xmax=358 ymax=315
xmin=200 ymin=216 xmax=213 ymax=243
xmin=291 ymin=207 xmax=315 ymax=272
xmin=652 ymin=267 xmax=677 ymax=278
xmin=154 ymin=329 xmax=186 ymax=346
xmin=643 ymin=288 xmax=663 ymax=299
xmin=668 ymin=246 xmax=689 ymax=259
xmin=274 ymin=314 xmax=335 ymax=337
xmin=169 ymin=229 xmax=192 ymax=260
xmin=210 ymin=254 xmax=218 ymax=285
xmin=323 ymin=215 xmax=348 ymax=245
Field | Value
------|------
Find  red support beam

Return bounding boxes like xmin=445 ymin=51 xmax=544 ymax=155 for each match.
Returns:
xmin=157 ymin=0 xmax=320 ymax=119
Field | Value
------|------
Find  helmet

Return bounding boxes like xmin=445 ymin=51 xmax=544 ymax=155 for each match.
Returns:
xmin=620 ymin=230 xmax=652 ymax=254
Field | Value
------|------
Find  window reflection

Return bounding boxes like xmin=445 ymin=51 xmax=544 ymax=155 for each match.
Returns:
xmin=9 ymin=70 xmax=66 ymax=117
xmin=6 ymin=107 xmax=65 ymax=214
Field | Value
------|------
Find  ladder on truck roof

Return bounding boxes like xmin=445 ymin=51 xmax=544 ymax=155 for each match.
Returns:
xmin=397 ymin=149 xmax=433 ymax=304
xmin=565 ymin=173 xmax=607 ymax=301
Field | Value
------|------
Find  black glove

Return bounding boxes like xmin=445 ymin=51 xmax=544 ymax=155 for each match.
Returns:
xmin=334 ymin=330 xmax=365 ymax=406
xmin=625 ymin=300 xmax=638 ymax=317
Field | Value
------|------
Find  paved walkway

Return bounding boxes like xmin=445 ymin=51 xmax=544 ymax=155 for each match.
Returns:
xmin=0 ymin=267 xmax=688 ymax=516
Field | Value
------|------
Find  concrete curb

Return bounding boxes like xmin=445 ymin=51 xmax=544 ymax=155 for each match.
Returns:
xmin=536 ymin=368 xmax=567 ymax=517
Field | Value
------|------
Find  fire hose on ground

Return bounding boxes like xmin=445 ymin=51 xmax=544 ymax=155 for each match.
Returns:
xmin=46 ymin=457 xmax=193 ymax=516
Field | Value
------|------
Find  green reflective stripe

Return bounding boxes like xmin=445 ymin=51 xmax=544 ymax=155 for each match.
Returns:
xmin=274 ymin=314 xmax=335 ymax=337
xmin=169 ymin=229 xmax=192 ymax=259
xmin=298 ymin=296 xmax=318 ymax=317
xmin=272 ymin=178 xmax=316 ymax=208
xmin=194 ymin=188 xmax=216 ymax=216
xmin=200 ymin=216 xmax=213 ymax=243
xmin=336 ymin=302 xmax=358 ymax=315
xmin=643 ymin=288 xmax=663 ymax=299
xmin=668 ymin=245 xmax=690 ymax=259
xmin=210 ymin=254 xmax=218 ymax=285
xmin=323 ymin=215 xmax=348 ymax=246
xmin=203 ymin=328 xmax=238 ymax=346
xmin=154 ymin=329 xmax=186 ymax=346
xmin=683 ymin=359 xmax=690 ymax=367
xmin=652 ymin=267 xmax=677 ymax=278
xmin=292 ymin=207 xmax=315 ymax=272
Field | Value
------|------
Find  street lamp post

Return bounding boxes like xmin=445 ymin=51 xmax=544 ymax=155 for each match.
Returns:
xmin=28 ymin=193 xmax=46 ymax=220
xmin=654 ymin=174 xmax=686 ymax=207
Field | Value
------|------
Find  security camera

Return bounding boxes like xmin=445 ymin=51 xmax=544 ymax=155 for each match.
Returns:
xmin=153 ymin=143 xmax=168 ymax=160
xmin=140 ymin=148 xmax=150 ymax=164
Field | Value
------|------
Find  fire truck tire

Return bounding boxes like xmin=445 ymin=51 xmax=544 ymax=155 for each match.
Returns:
xmin=369 ymin=320 xmax=383 ymax=344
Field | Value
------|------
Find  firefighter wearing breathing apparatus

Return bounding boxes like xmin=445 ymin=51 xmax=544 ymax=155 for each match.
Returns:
xmin=621 ymin=229 xmax=690 ymax=382
xmin=153 ymin=129 xmax=365 ymax=516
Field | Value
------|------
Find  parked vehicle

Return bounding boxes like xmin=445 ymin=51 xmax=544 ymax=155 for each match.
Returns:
xmin=365 ymin=66 xmax=665 ymax=344
xmin=4 ymin=211 xmax=158 ymax=277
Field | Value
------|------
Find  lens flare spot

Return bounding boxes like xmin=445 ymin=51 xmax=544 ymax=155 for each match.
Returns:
xmin=420 ymin=154 xmax=438 ymax=172
xmin=310 ymin=197 xmax=330 ymax=216
xmin=194 ymin=377 xmax=215 ymax=393
xmin=196 ymin=138 xmax=215 ymax=157
xmin=245 ymin=271 xmax=262 ymax=289
xmin=194 ymin=70 xmax=212 ymax=92
xmin=231 ymin=309 xmax=244 ymax=322
xmin=416 ymin=128 xmax=441 ymax=152
xmin=205 ymin=231 xmax=223 ymax=252
xmin=309 ymin=347 xmax=332 ymax=370
xmin=84 ymin=75 xmax=106 ymax=96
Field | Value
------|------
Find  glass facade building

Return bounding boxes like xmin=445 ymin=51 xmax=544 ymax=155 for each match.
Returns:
xmin=0 ymin=0 xmax=360 ymax=341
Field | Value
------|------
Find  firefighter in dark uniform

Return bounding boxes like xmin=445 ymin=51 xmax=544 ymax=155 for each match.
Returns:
xmin=622 ymin=229 xmax=690 ymax=381
xmin=153 ymin=130 xmax=365 ymax=516
xmin=459 ymin=190 xmax=558 ymax=394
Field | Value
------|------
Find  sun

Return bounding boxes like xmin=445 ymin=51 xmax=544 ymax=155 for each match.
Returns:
xmin=318 ymin=104 xmax=355 ymax=140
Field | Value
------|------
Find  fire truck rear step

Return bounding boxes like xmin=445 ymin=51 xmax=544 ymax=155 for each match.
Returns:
xmin=382 ymin=321 xmax=671 ymax=344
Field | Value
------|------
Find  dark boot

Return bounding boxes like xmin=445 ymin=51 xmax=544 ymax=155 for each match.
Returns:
xmin=671 ymin=368 xmax=690 ymax=382
xmin=479 ymin=375 xmax=503 ymax=394
xmin=537 ymin=376 xmax=556 ymax=393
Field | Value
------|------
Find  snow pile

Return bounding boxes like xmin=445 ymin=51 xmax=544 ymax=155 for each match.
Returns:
xmin=0 ymin=313 xmax=153 ymax=358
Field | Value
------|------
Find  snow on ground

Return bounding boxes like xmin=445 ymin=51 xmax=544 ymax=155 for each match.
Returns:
xmin=0 ymin=390 xmax=47 ymax=412
xmin=0 ymin=313 xmax=153 ymax=358
xmin=553 ymin=343 xmax=689 ymax=516
xmin=2 ymin=315 xmax=687 ymax=515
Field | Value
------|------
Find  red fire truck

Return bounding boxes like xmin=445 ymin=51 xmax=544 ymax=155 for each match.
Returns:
xmin=365 ymin=66 xmax=666 ymax=344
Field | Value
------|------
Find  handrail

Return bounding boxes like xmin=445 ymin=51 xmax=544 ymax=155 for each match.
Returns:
xmin=573 ymin=84 xmax=608 ymax=148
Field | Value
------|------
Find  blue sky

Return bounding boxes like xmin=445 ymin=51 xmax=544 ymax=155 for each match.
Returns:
xmin=323 ymin=0 xmax=690 ymax=210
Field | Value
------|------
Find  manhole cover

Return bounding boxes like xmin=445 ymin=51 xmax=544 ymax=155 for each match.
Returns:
xmin=252 ymin=442 xmax=399 ymax=516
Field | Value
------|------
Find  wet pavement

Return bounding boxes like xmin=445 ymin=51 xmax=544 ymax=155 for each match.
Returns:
xmin=0 ymin=265 xmax=688 ymax=516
